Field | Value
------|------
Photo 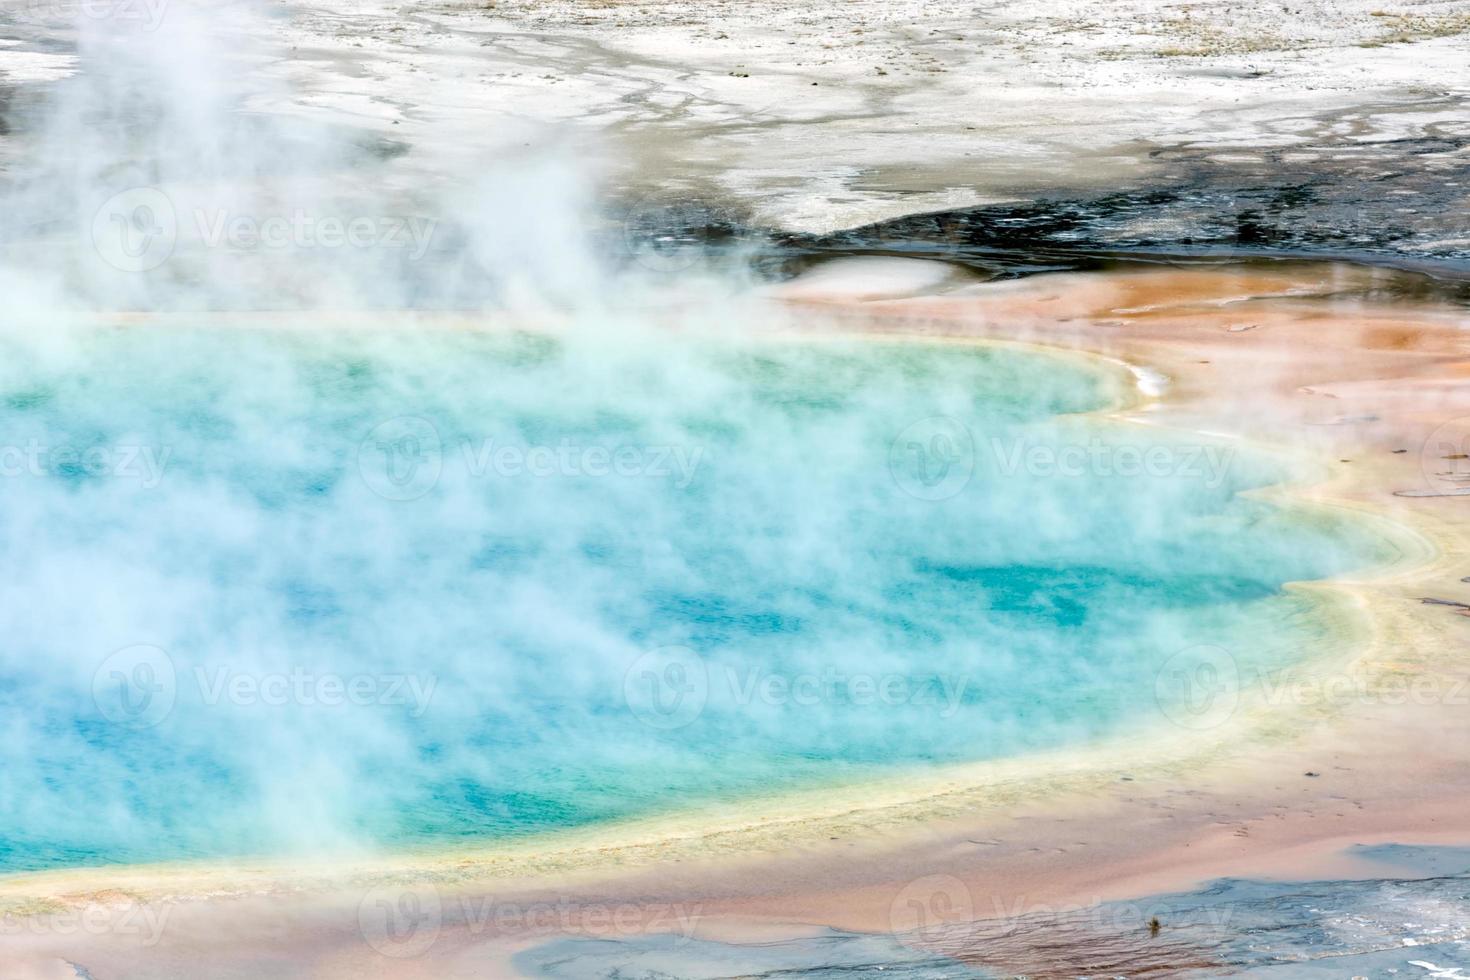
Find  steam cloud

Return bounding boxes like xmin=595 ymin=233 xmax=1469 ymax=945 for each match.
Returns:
xmin=0 ymin=1 xmax=1387 ymax=871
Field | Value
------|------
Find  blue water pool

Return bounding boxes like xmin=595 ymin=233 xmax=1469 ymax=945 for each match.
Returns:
xmin=0 ymin=324 xmax=1385 ymax=871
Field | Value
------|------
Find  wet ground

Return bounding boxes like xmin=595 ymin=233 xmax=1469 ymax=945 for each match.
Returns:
xmin=4 ymin=1 xmax=1470 ymax=306
xmin=515 ymin=845 xmax=1470 ymax=979
xmin=622 ymin=145 xmax=1470 ymax=294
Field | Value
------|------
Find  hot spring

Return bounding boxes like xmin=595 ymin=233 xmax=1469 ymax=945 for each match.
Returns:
xmin=0 ymin=318 xmax=1386 ymax=872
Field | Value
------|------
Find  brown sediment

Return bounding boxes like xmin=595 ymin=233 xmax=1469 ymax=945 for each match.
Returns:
xmin=4 ymin=260 xmax=1470 ymax=977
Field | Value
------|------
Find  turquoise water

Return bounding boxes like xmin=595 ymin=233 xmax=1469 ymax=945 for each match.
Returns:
xmin=0 ymin=325 xmax=1383 ymax=872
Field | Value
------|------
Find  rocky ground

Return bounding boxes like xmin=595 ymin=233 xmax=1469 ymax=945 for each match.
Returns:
xmin=3 ymin=0 xmax=1469 ymax=262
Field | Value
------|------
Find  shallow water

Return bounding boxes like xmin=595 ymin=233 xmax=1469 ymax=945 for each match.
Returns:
xmin=0 ymin=323 xmax=1386 ymax=871
xmin=514 ymin=845 xmax=1470 ymax=979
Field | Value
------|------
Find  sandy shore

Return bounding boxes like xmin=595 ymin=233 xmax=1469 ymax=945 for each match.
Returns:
xmin=3 ymin=257 xmax=1469 ymax=976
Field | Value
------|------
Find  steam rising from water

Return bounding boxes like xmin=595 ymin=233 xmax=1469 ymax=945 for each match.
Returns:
xmin=0 ymin=3 xmax=1388 ymax=872
xmin=2 ymin=0 xmax=625 ymax=314
xmin=0 ymin=326 xmax=1382 ymax=870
